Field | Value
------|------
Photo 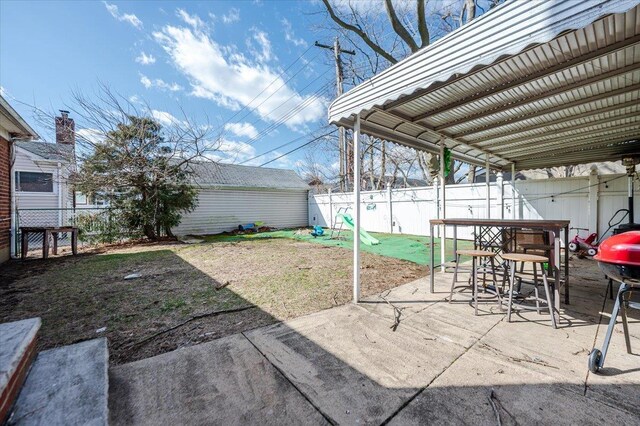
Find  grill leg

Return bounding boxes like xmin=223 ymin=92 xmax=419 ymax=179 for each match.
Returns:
xmin=620 ymin=290 xmax=632 ymax=354
xmin=595 ymin=282 xmax=630 ymax=370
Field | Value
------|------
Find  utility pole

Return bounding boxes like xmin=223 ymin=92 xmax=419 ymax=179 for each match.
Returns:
xmin=315 ymin=38 xmax=355 ymax=192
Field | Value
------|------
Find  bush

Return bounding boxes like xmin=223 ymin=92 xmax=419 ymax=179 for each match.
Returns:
xmin=74 ymin=209 xmax=139 ymax=245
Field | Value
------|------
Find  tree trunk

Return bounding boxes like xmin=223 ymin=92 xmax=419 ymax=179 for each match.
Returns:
xmin=467 ymin=165 xmax=476 ymax=183
xmin=445 ymin=157 xmax=456 ymax=184
xmin=377 ymin=141 xmax=386 ymax=189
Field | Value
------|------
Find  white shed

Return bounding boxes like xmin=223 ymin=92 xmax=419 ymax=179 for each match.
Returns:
xmin=173 ymin=162 xmax=310 ymax=236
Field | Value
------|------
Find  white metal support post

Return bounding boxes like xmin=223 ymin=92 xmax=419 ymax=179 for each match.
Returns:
xmin=353 ymin=115 xmax=361 ymax=303
xmin=588 ymin=166 xmax=599 ymax=234
xmin=386 ymin=183 xmax=393 ymax=233
xmin=328 ymin=188 xmax=333 ymax=229
xmin=497 ymin=172 xmax=504 ymax=219
xmin=485 ymin=154 xmax=490 ymax=219
xmin=511 ymin=163 xmax=516 ymax=219
xmin=439 ymin=139 xmax=446 ymax=273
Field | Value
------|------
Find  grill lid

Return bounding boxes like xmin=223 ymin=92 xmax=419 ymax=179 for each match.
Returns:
xmin=594 ymin=231 xmax=640 ymax=267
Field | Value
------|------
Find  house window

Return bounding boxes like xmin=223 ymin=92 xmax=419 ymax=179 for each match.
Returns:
xmin=15 ymin=171 xmax=54 ymax=193
xmin=76 ymin=192 xmax=88 ymax=205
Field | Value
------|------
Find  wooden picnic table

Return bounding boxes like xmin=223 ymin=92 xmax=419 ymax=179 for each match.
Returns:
xmin=428 ymin=219 xmax=571 ymax=319
xmin=20 ymin=226 xmax=78 ymax=260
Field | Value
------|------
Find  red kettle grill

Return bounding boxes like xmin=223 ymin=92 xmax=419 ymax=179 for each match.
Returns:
xmin=590 ymin=231 xmax=640 ymax=372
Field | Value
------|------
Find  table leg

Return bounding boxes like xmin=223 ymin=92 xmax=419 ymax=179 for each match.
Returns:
xmin=52 ymin=232 xmax=58 ymax=255
xmin=72 ymin=229 xmax=78 ymax=255
xmin=553 ymin=236 xmax=561 ymax=324
xmin=43 ymin=230 xmax=49 ymax=259
xmin=453 ymin=225 xmax=458 ymax=259
xmin=564 ymin=225 xmax=570 ymax=305
xmin=430 ymin=223 xmax=435 ymax=293
xmin=21 ymin=231 xmax=28 ymax=260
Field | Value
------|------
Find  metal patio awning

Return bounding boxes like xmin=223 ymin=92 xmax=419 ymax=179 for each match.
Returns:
xmin=328 ymin=0 xmax=640 ymax=171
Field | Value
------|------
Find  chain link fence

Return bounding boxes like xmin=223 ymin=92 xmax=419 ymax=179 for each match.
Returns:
xmin=13 ymin=208 xmax=132 ymax=255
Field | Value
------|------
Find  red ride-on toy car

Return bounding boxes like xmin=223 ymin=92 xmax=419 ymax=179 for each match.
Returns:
xmin=568 ymin=228 xmax=598 ymax=256
xmin=568 ymin=209 xmax=630 ymax=257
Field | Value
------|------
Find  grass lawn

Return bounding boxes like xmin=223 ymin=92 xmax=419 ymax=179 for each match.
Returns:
xmin=200 ymin=228 xmax=474 ymax=265
xmin=0 ymin=237 xmax=426 ymax=365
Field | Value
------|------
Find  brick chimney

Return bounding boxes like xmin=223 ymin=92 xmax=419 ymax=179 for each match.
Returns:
xmin=55 ymin=110 xmax=75 ymax=145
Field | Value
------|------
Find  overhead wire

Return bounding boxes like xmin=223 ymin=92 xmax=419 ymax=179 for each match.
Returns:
xmin=259 ymin=130 xmax=337 ymax=167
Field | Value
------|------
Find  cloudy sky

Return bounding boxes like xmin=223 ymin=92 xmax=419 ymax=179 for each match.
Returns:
xmin=1 ymin=1 xmax=342 ymax=168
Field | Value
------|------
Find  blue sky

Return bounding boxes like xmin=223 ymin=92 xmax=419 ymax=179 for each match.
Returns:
xmin=1 ymin=1 xmax=340 ymax=169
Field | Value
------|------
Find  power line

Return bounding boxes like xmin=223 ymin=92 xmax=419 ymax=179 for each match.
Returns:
xmin=259 ymin=130 xmax=337 ymax=167
xmin=213 ymin=45 xmax=315 ymax=134
xmin=238 ymin=128 xmax=331 ymax=165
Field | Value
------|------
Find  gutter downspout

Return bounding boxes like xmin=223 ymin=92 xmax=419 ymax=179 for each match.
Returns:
xmin=10 ymin=142 xmax=16 ymax=257
xmin=57 ymin=162 xmax=62 ymax=226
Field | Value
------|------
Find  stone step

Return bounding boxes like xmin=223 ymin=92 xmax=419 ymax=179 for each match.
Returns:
xmin=7 ymin=338 xmax=109 ymax=426
xmin=0 ymin=318 xmax=41 ymax=423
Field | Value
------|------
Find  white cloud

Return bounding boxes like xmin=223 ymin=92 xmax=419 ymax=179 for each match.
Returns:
xmin=204 ymin=139 xmax=256 ymax=163
xmin=135 ymin=52 xmax=156 ymax=65
xmin=224 ymin=122 xmax=259 ymax=139
xmin=153 ymin=23 xmax=326 ymax=130
xmin=0 ymin=86 xmax=6 ymax=96
xmin=249 ymin=28 xmax=273 ymax=62
xmin=282 ymin=18 xmax=307 ymax=47
xmin=76 ymin=128 xmax=105 ymax=145
xmin=176 ymin=8 xmax=206 ymax=30
xmin=150 ymin=109 xmax=182 ymax=126
xmin=140 ymin=74 xmax=183 ymax=91
xmin=103 ymin=2 xmax=143 ymax=29
xmin=222 ymin=8 xmax=240 ymax=24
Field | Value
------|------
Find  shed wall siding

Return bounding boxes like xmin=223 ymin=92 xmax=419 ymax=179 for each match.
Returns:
xmin=173 ymin=188 xmax=309 ymax=235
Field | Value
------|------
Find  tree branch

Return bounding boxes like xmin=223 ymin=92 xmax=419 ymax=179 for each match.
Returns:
xmin=321 ymin=0 xmax=398 ymax=64
xmin=417 ymin=0 xmax=430 ymax=48
xmin=385 ymin=0 xmax=419 ymax=52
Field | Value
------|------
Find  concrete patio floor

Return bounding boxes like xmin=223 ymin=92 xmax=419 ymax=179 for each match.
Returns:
xmin=109 ymin=258 xmax=639 ymax=425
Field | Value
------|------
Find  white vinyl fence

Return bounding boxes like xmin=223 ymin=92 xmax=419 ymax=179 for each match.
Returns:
xmin=309 ymin=173 xmax=639 ymax=241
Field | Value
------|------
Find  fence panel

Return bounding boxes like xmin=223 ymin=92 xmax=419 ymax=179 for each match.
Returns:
xmin=13 ymin=208 xmax=128 ymax=255
xmin=309 ymin=174 xmax=639 ymax=240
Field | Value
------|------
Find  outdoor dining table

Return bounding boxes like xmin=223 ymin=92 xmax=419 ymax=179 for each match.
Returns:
xmin=428 ymin=219 xmax=571 ymax=316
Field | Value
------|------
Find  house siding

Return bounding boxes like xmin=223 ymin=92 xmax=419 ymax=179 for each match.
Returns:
xmin=12 ymin=148 xmax=67 ymax=210
xmin=0 ymin=136 xmax=10 ymax=263
xmin=173 ymin=188 xmax=309 ymax=236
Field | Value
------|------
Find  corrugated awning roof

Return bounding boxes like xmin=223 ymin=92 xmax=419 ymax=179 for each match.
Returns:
xmin=188 ymin=162 xmax=309 ymax=190
xmin=328 ymin=0 xmax=640 ymax=171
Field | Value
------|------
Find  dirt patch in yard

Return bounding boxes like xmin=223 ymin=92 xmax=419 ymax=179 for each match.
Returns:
xmin=0 ymin=238 xmax=426 ymax=364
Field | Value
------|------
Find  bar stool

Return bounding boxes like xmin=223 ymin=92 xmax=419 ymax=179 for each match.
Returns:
xmin=502 ymin=253 xmax=557 ymax=329
xmin=449 ymin=249 xmax=500 ymax=315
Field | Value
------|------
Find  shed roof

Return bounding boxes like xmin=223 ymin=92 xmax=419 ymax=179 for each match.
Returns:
xmin=189 ymin=162 xmax=309 ymax=191
xmin=328 ymin=0 xmax=640 ymax=171
xmin=15 ymin=141 xmax=73 ymax=161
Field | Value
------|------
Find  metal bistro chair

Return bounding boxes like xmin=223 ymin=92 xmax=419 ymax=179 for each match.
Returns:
xmin=449 ymin=249 xmax=502 ymax=315
xmin=502 ymin=252 xmax=557 ymax=329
